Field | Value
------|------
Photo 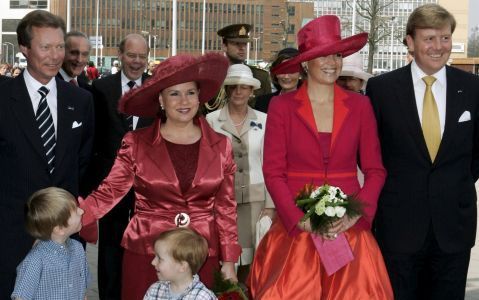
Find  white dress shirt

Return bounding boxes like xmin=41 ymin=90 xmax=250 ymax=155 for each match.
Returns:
xmin=411 ymin=60 xmax=447 ymax=137
xmin=23 ymin=69 xmax=58 ymax=136
xmin=121 ymin=72 xmax=142 ymax=129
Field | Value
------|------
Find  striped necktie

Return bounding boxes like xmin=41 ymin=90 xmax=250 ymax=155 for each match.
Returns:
xmin=36 ymin=86 xmax=56 ymax=174
xmin=126 ymin=81 xmax=136 ymax=131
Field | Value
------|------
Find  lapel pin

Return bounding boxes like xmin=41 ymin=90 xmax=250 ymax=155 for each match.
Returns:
xmin=67 ymin=106 xmax=75 ymax=110
xmin=457 ymin=90 xmax=463 ymax=93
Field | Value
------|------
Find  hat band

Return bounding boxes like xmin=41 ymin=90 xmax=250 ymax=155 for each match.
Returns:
xmin=299 ymin=36 xmax=341 ymax=53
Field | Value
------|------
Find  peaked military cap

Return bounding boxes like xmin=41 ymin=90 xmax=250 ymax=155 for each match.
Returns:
xmin=217 ymin=24 xmax=252 ymax=42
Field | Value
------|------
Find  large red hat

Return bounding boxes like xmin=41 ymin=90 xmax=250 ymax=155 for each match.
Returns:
xmin=119 ymin=53 xmax=228 ymax=117
xmin=272 ymin=15 xmax=368 ymax=75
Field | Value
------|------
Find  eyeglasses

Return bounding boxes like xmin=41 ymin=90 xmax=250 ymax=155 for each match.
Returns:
xmin=125 ymin=52 xmax=148 ymax=61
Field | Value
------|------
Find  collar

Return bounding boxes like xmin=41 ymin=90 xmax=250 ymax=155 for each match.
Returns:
xmin=164 ymin=274 xmax=201 ymax=296
xmin=38 ymin=238 xmax=73 ymax=254
xmin=23 ymin=68 xmax=56 ymax=92
xmin=121 ymin=71 xmax=142 ymax=87
xmin=218 ymin=104 xmax=258 ymax=122
xmin=59 ymin=68 xmax=75 ymax=82
xmin=410 ymin=60 xmax=446 ymax=88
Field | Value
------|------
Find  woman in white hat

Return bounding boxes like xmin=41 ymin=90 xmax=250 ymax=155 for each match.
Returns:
xmin=336 ymin=52 xmax=372 ymax=94
xmin=206 ymin=64 xmax=274 ymax=282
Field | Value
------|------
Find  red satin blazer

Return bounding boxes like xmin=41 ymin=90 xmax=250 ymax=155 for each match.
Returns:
xmin=80 ymin=117 xmax=241 ymax=262
xmin=264 ymin=82 xmax=386 ymax=236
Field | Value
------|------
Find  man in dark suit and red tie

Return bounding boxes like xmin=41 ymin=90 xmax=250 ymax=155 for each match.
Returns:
xmin=367 ymin=4 xmax=479 ymax=300
xmin=81 ymin=33 xmax=153 ymax=300
xmin=57 ymin=31 xmax=91 ymax=90
xmin=0 ymin=10 xmax=94 ymax=298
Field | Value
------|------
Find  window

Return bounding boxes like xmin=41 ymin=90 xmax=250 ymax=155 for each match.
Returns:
xmin=10 ymin=0 xmax=47 ymax=9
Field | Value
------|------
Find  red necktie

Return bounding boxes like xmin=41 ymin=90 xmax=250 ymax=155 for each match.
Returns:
xmin=70 ymin=78 xmax=78 ymax=86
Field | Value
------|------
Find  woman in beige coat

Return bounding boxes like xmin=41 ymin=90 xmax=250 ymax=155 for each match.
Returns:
xmin=206 ymin=64 xmax=274 ymax=282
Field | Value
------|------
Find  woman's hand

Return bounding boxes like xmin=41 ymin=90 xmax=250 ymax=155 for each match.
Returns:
xmin=322 ymin=215 xmax=361 ymax=240
xmin=297 ymin=218 xmax=313 ymax=233
xmin=221 ymin=262 xmax=238 ymax=283
xmin=259 ymin=208 xmax=275 ymax=220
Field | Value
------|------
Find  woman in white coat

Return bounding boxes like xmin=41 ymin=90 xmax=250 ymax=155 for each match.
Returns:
xmin=206 ymin=64 xmax=274 ymax=282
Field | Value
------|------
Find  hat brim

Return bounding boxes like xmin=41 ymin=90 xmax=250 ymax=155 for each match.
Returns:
xmin=272 ymin=32 xmax=368 ymax=75
xmin=340 ymin=69 xmax=372 ymax=82
xmin=226 ymin=37 xmax=252 ymax=43
xmin=223 ymin=76 xmax=261 ymax=90
xmin=119 ymin=53 xmax=228 ymax=118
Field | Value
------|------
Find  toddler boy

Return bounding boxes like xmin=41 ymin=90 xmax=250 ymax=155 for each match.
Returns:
xmin=144 ymin=228 xmax=216 ymax=300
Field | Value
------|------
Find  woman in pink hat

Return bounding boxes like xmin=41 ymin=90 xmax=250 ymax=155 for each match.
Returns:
xmin=78 ymin=53 xmax=241 ymax=300
xmin=248 ymin=15 xmax=393 ymax=299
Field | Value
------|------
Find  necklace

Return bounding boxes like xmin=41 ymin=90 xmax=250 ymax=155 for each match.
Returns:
xmin=231 ymin=113 xmax=247 ymax=127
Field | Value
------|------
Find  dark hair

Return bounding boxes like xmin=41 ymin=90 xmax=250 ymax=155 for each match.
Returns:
xmin=270 ymin=48 xmax=305 ymax=91
xmin=65 ymin=30 xmax=90 ymax=47
xmin=17 ymin=10 xmax=66 ymax=48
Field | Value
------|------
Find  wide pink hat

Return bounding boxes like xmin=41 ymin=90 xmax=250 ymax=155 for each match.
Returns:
xmin=119 ymin=53 xmax=228 ymax=117
xmin=272 ymin=15 xmax=368 ymax=75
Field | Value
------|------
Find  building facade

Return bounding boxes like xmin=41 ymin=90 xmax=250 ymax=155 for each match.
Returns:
xmin=49 ymin=0 xmax=313 ymax=69
xmin=299 ymin=0 xmax=469 ymax=73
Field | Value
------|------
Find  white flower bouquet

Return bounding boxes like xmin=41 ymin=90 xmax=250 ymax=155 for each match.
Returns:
xmin=295 ymin=183 xmax=362 ymax=234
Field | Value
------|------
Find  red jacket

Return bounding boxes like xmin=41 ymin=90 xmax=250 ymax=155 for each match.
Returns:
xmin=80 ymin=117 xmax=241 ymax=262
xmin=263 ymin=82 xmax=386 ymax=236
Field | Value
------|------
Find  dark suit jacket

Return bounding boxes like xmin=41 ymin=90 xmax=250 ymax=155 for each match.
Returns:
xmin=56 ymin=71 xmax=91 ymax=92
xmin=366 ymin=64 xmax=479 ymax=254
xmin=0 ymin=74 xmax=94 ymax=296
xmin=0 ymin=75 xmax=12 ymax=84
xmin=254 ymin=90 xmax=280 ymax=113
xmin=81 ymin=72 xmax=153 ymax=194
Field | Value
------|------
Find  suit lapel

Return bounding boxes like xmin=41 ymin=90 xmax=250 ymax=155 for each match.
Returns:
xmin=110 ymin=73 xmax=129 ymax=132
xmin=136 ymin=74 xmax=154 ymax=128
xmin=10 ymin=76 xmax=49 ymax=165
xmin=295 ymin=82 xmax=321 ymax=139
xmin=55 ymin=79 xmax=75 ymax=171
xmin=330 ymin=85 xmax=350 ymax=155
xmin=434 ymin=67 xmax=463 ymax=165
xmin=148 ymin=120 xmax=181 ymax=194
xmin=395 ymin=65 xmax=431 ymax=162
xmin=191 ymin=118 xmax=222 ymax=189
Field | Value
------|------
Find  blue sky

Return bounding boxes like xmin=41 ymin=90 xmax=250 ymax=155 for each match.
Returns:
xmin=470 ymin=0 xmax=479 ymax=32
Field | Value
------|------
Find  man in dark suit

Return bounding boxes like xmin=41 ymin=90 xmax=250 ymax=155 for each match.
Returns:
xmin=0 ymin=10 xmax=94 ymax=297
xmin=57 ymin=30 xmax=91 ymax=90
xmin=0 ymin=75 xmax=12 ymax=84
xmin=366 ymin=4 xmax=479 ymax=300
xmin=82 ymin=33 xmax=152 ymax=300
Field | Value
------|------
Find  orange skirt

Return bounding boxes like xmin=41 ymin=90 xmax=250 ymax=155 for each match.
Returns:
xmin=248 ymin=219 xmax=393 ymax=300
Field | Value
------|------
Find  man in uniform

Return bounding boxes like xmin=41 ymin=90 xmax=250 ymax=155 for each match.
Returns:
xmin=205 ymin=24 xmax=271 ymax=112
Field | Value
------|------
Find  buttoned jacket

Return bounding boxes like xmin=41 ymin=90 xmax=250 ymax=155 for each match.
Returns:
xmin=206 ymin=105 xmax=273 ymax=208
xmin=367 ymin=64 xmax=479 ymax=253
xmin=263 ymin=82 xmax=386 ymax=236
xmin=80 ymin=117 xmax=241 ymax=262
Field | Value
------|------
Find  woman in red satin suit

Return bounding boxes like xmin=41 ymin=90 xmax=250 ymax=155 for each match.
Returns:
xmin=248 ymin=16 xmax=393 ymax=299
xmin=79 ymin=53 xmax=241 ymax=300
